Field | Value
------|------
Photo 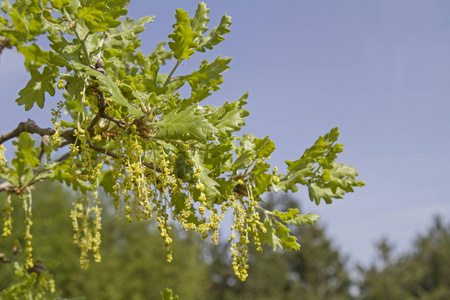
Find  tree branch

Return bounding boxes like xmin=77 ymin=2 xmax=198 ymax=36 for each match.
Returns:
xmin=0 ymin=119 xmax=75 ymax=145
xmin=0 ymin=181 xmax=15 ymax=193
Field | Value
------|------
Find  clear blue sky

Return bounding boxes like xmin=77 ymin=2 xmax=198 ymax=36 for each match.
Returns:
xmin=1 ymin=0 xmax=450 ymax=266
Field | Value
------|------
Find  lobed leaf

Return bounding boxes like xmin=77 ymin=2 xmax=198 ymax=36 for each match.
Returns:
xmin=155 ymin=106 xmax=217 ymax=143
xmin=260 ymin=219 xmax=300 ymax=251
xmin=76 ymin=0 xmax=108 ymax=30
xmin=168 ymin=9 xmax=198 ymax=60
xmin=192 ymin=150 xmax=221 ymax=204
xmin=274 ymin=127 xmax=364 ymax=204
xmin=184 ymin=56 xmax=231 ymax=92
xmin=84 ymin=68 xmax=143 ymax=117
xmin=50 ymin=0 xmax=70 ymax=10
xmin=207 ymin=93 xmax=249 ymax=138
xmin=18 ymin=43 xmax=49 ymax=70
xmin=48 ymin=34 xmax=84 ymax=69
xmin=15 ymin=66 xmax=58 ymax=110
xmin=197 ymin=14 xmax=231 ymax=52
xmin=191 ymin=2 xmax=210 ymax=35
xmin=274 ymin=209 xmax=320 ymax=226
xmin=111 ymin=15 xmax=154 ymax=40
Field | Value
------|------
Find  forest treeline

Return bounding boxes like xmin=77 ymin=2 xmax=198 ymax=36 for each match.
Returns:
xmin=1 ymin=183 xmax=449 ymax=299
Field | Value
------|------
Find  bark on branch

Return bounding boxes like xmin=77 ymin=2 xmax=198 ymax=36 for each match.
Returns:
xmin=0 ymin=119 xmax=75 ymax=145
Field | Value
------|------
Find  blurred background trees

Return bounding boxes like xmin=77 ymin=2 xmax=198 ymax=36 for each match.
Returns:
xmin=358 ymin=216 xmax=450 ymax=300
xmin=1 ymin=183 xmax=449 ymax=299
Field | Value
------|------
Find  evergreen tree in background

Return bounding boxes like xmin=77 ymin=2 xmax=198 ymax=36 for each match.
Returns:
xmin=358 ymin=216 xmax=450 ymax=300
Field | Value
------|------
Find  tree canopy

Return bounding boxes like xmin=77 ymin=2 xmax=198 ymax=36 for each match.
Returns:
xmin=0 ymin=0 xmax=364 ymax=298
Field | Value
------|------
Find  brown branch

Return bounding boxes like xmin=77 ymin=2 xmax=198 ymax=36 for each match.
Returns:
xmin=0 ymin=181 xmax=15 ymax=193
xmin=88 ymin=111 xmax=103 ymax=135
xmin=0 ymin=119 xmax=75 ymax=145
xmin=0 ymin=245 xmax=18 ymax=264
xmin=0 ymin=38 xmax=12 ymax=56
xmin=101 ymin=111 xmax=126 ymax=129
xmin=38 ymin=139 xmax=45 ymax=161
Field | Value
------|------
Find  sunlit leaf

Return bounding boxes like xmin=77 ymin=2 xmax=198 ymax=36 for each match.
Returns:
xmin=155 ymin=106 xmax=217 ymax=143
xmin=168 ymin=9 xmax=198 ymax=60
xmin=15 ymin=66 xmax=58 ymax=110
xmin=84 ymin=68 xmax=143 ymax=117
xmin=197 ymin=14 xmax=231 ymax=52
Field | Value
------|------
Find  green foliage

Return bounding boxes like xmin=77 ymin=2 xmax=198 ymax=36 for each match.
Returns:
xmin=0 ymin=261 xmax=56 ymax=299
xmin=0 ymin=183 xmax=211 ymax=299
xmin=0 ymin=0 xmax=364 ymax=297
xmin=208 ymin=194 xmax=353 ymax=300
xmin=169 ymin=9 xmax=198 ymax=60
xmin=84 ymin=68 xmax=143 ymax=117
xmin=274 ymin=127 xmax=365 ymax=204
xmin=358 ymin=217 xmax=450 ymax=300
xmin=15 ymin=66 xmax=58 ymax=110
xmin=161 ymin=288 xmax=179 ymax=300
xmin=155 ymin=106 xmax=216 ymax=143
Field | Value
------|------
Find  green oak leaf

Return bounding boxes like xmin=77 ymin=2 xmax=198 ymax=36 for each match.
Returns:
xmin=321 ymin=162 xmax=365 ymax=193
xmin=161 ymin=288 xmax=179 ymax=300
xmin=18 ymin=43 xmax=49 ymax=70
xmin=203 ymin=141 xmax=234 ymax=172
xmin=191 ymin=149 xmax=221 ymax=205
xmin=50 ymin=0 xmax=70 ymax=11
xmin=109 ymin=15 xmax=154 ymax=40
xmin=12 ymin=132 xmax=39 ymax=168
xmin=11 ymin=132 xmax=39 ymax=182
xmin=76 ymin=0 xmax=108 ymax=30
xmin=254 ymin=136 xmax=276 ymax=159
xmin=1 ymin=0 xmax=13 ymax=14
xmin=191 ymin=2 xmax=210 ymax=35
xmin=51 ymin=162 xmax=92 ymax=193
xmin=184 ymin=57 xmax=231 ymax=92
xmin=38 ymin=12 xmax=65 ymax=35
xmin=64 ymin=0 xmax=81 ymax=19
xmin=76 ymin=0 xmax=128 ymax=32
xmin=215 ymin=107 xmax=247 ymax=137
xmin=155 ymin=106 xmax=217 ymax=143
xmin=98 ymin=169 xmax=114 ymax=195
xmin=0 ymin=15 xmax=8 ymax=26
xmin=147 ymin=41 xmax=173 ymax=66
xmin=9 ymin=8 xmax=29 ymax=43
xmin=84 ymin=68 xmax=143 ymax=117
xmin=94 ymin=7 xmax=128 ymax=31
xmin=273 ymin=167 xmax=313 ymax=193
xmin=197 ymin=14 xmax=231 ymax=52
xmin=273 ymin=209 xmax=319 ymax=226
xmin=286 ymin=127 xmax=341 ymax=173
xmin=174 ymin=152 xmax=195 ymax=182
xmin=275 ymin=221 xmax=300 ymax=250
xmin=237 ymin=134 xmax=276 ymax=158
xmin=260 ymin=219 xmax=300 ymax=251
xmin=168 ymin=9 xmax=198 ymax=60
xmin=308 ymin=182 xmax=343 ymax=205
xmin=207 ymin=93 xmax=249 ymax=138
xmin=25 ymin=0 xmax=42 ymax=13
xmin=274 ymin=127 xmax=364 ymax=204
xmin=48 ymin=34 xmax=84 ymax=69
xmin=16 ymin=66 xmax=58 ymax=110
xmin=232 ymin=150 xmax=254 ymax=171
xmin=253 ymin=172 xmax=272 ymax=197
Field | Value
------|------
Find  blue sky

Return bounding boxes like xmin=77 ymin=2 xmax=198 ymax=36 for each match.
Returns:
xmin=1 ymin=1 xmax=450 ymax=266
